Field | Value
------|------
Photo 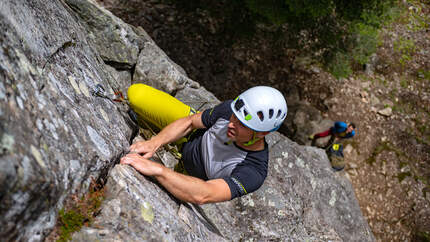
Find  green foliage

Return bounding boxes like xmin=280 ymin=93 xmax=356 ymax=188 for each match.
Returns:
xmin=244 ymin=0 xmax=289 ymax=26
xmin=394 ymin=37 xmax=416 ymax=67
xmin=392 ymin=105 xmax=401 ymax=113
xmin=415 ymin=231 xmax=430 ymax=242
xmin=405 ymin=1 xmax=430 ymax=32
xmin=245 ymin=0 xmax=334 ymax=25
xmin=244 ymin=0 xmax=396 ymax=25
xmin=170 ymin=0 xmax=398 ymax=78
xmin=327 ymin=52 xmax=353 ymax=79
xmin=58 ymin=209 xmax=85 ymax=242
xmin=350 ymin=23 xmax=380 ymax=65
xmin=167 ymin=0 xmax=258 ymax=39
xmin=246 ymin=0 xmax=397 ymax=77
xmin=417 ymin=69 xmax=430 ymax=80
xmin=56 ymin=180 xmax=105 ymax=241
xmin=400 ymin=79 xmax=409 ymax=88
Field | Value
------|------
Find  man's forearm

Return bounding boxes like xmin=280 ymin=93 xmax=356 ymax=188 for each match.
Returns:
xmin=129 ymin=113 xmax=205 ymax=156
xmin=122 ymin=155 xmax=230 ymax=204
xmin=154 ymin=166 xmax=231 ymax=204
xmin=155 ymin=166 xmax=207 ymax=203
xmin=122 ymin=155 xmax=207 ymax=203
xmin=150 ymin=116 xmax=194 ymax=148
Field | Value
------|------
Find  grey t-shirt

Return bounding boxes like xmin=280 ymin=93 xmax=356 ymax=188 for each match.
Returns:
xmin=181 ymin=100 xmax=269 ymax=199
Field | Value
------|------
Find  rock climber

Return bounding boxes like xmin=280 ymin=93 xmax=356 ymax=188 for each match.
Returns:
xmin=309 ymin=121 xmax=356 ymax=148
xmin=120 ymin=84 xmax=287 ymax=204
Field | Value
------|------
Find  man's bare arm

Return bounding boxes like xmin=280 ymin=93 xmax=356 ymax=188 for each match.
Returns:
xmin=130 ymin=112 xmax=205 ymax=158
xmin=120 ymin=153 xmax=231 ymax=204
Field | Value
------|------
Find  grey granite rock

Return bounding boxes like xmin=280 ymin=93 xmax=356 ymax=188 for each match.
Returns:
xmin=72 ymin=165 xmax=226 ymax=241
xmin=133 ymin=41 xmax=199 ymax=94
xmin=199 ymin=133 xmax=373 ymax=241
xmin=64 ymin=0 xmax=144 ymax=69
xmin=0 ymin=0 xmax=375 ymax=241
xmin=175 ymin=86 xmax=220 ymax=111
xmin=378 ymin=107 xmax=393 ymax=117
xmin=0 ymin=0 xmax=133 ymax=240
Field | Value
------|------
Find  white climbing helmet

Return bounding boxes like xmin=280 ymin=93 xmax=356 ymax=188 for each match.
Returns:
xmin=231 ymin=86 xmax=287 ymax=132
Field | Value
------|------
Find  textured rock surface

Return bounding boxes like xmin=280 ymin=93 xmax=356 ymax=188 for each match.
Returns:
xmin=65 ymin=0 xmax=144 ymax=69
xmin=0 ymin=0 xmax=134 ymax=240
xmin=201 ymin=132 xmax=373 ymax=241
xmin=73 ymin=165 xmax=226 ymax=241
xmin=133 ymin=40 xmax=199 ymax=93
xmin=1 ymin=0 xmax=374 ymax=241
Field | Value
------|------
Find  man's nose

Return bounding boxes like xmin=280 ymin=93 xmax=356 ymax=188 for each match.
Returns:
xmin=228 ymin=121 xmax=235 ymax=129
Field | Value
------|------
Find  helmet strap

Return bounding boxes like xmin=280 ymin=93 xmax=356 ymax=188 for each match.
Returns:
xmin=243 ymin=131 xmax=260 ymax=146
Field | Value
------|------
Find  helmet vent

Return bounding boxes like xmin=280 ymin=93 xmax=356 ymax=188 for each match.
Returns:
xmin=269 ymin=109 xmax=274 ymax=119
xmin=277 ymin=110 xmax=282 ymax=118
xmin=257 ymin=111 xmax=264 ymax=121
xmin=234 ymin=99 xmax=245 ymax=111
xmin=244 ymin=109 xmax=249 ymax=117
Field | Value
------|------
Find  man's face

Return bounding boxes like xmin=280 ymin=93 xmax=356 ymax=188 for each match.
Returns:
xmin=227 ymin=114 xmax=254 ymax=142
xmin=347 ymin=125 xmax=354 ymax=133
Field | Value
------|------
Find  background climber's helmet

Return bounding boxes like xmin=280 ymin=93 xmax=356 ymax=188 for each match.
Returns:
xmin=231 ymin=86 xmax=287 ymax=132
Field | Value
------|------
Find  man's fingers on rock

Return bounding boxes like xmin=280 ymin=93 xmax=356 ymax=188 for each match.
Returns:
xmin=143 ymin=153 xmax=152 ymax=159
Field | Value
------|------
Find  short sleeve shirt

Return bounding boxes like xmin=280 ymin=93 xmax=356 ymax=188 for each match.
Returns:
xmin=181 ymin=100 xmax=269 ymax=199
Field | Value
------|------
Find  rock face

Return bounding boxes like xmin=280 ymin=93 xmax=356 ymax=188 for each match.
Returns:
xmin=0 ymin=0 xmax=374 ymax=241
xmin=0 ymin=0 xmax=134 ymax=241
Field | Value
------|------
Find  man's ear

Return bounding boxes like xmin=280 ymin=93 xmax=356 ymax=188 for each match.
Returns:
xmin=256 ymin=131 xmax=270 ymax=138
